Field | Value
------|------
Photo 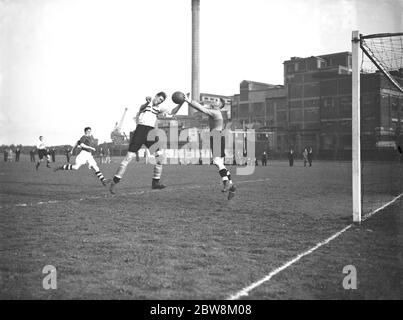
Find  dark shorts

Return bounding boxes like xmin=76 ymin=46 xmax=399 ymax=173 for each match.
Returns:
xmin=210 ymin=134 xmax=226 ymax=158
xmin=128 ymin=124 xmax=159 ymax=153
xmin=38 ymin=149 xmax=48 ymax=160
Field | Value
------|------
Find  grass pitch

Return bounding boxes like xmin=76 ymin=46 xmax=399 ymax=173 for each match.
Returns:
xmin=0 ymin=156 xmax=401 ymax=299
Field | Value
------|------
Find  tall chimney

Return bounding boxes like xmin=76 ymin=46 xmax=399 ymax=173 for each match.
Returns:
xmin=190 ymin=0 xmax=200 ymax=116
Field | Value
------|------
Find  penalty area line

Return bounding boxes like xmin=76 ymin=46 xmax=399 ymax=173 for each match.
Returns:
xmin=5 ymin=178 xmax=271 ymax=209
xmin=227 ymin=193 xmax=402 ymax=300
xmin=362 ymin=193 xmax=403 ymax=222
xmin=227 ymin=224 xmax=353 ymax=300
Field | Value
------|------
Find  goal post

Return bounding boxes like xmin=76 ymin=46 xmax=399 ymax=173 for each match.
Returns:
xmin=351 ymin=30 xmax=403 ymax=223
xmin=352 ymin=30 xmax=361 ymax=223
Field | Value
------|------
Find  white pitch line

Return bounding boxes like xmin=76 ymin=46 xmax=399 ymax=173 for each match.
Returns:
xmin=362 ymin=193 xmax=403 ymax=222
xmin=5 ymin=178 xmax=270 ymax=209
xmin=227 ymin=194 xmax=403 ymax=300
xmin=237 ymin=178 xmax=270 ymax=184
xmin=227 ymin=224 xmax=353 ymax=300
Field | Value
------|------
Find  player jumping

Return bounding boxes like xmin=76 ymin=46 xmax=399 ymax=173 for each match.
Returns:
xmin=54 ymin=127 xmax=109 ymax=186
xmin=183 ymin=95 xmax=236 ymax=200
xmin=109 ymin=92 xmax=184 ymax=194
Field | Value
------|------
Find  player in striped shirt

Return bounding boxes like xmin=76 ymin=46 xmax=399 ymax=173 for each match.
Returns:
xmin=109 ymin=92 xmax=184 ymax=194
xmin=54 ymin=127 xmax=108 ymax=186
xmin=35 ymin=136 xmax=51 ymax=170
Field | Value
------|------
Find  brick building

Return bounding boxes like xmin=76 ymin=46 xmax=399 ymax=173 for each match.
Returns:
xmin=230 ymin=52 xmax=402 ymax=159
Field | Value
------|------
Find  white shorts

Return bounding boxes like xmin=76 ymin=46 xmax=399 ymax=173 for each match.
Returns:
xmin=75 ymin=151 xmax=99 ymax=170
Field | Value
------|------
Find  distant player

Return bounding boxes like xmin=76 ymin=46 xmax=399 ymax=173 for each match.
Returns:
xmin=54 ymin=127 xmax=108 ymax=186
xmin=35 ymin=136 xmax=51 ymax=170
xmin=183 ymin=95 xmax=236 ymax=200
xmin=109 ymin=92 xmax=184 ymax=194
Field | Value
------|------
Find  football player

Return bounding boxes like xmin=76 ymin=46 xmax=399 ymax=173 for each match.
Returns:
xmin=183 ymin=95 xmax=236 ymax=200
xmin=109 ymin=92 xmax=185 ymax=194
xmin=54 ymin=127 xmax=109 ymax=186
xmin=35 ymin=136 xmax=51 ymax=170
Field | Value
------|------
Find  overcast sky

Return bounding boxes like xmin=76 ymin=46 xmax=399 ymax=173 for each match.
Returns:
xmin=0 ymin=0 xmax=402 ymax=146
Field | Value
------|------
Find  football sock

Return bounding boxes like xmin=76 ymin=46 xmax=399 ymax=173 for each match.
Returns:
xmin=114 ymin=152 xmax=136 ymax=180
xmin=153 ymin=164 xmax=163 ymax=180
xmin=95 ymin=171 xmax=106 ymax=182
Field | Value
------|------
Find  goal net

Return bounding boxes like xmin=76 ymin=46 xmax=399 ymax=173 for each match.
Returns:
xmin=352 ymin=31 xmax=403 ymax=223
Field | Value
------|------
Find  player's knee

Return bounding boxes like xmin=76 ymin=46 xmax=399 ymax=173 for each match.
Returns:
xmin=155 ymin=150 xmax=165 ymax=165
xmin=126 ymin=152 xmax=136 ymax=161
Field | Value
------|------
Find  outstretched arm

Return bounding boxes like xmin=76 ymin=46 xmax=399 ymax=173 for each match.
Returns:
xmin=183 ymin=95 xmax=214 ymax=117
xmin=167 ymin=100 xmax=186 ymax=116
xmin=139 ymin=96 xmax=152 ymax=113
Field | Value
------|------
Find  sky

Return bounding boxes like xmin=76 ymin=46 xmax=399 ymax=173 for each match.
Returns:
xmin=0 ymin=0 xmax=402 ymax=146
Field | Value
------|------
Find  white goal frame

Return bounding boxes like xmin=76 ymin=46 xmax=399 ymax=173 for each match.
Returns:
xmin=351 ymin=30 xmax=403 ymax=223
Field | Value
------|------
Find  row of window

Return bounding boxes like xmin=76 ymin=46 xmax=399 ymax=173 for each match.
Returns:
xmin=202 ymin=96 xmax=231 ymax=104
xmin=288 ymin=79 xmax=352 ymax=98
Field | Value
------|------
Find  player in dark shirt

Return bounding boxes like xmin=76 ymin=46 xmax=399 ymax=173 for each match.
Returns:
xmin=54 ymin=127 xmax=109 ymax=186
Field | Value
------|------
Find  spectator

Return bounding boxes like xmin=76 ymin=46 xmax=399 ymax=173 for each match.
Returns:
xmin=105 ymin=148 xmax=111 ymax=164
xmin=99 ymin=147 xmax=105 ymax=164
xmin=65 ymin=148 xmax=71 ymax=163
xmin=261 ymin=151 xmax=267 ymax=166
xmin=288 ymin=148 xmax=294 ymax=167
xmin=302 ymin=148 xmax=308 ymax=167
xmin=50 ymin=148 xmax=56 ymax=162
xmin=30 ymin=149 xmax=36 ymax=162
xmin=7 ymin=148 xmax=13 ymax=162
xmin=308 ymin=147 xmax=313 ymax=167
xmin=15 ymin=147 xmax=21 ymax=162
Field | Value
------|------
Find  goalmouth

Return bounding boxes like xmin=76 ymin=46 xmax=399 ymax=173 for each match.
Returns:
xmin=351 ymin=30 xmax=403 ymax=223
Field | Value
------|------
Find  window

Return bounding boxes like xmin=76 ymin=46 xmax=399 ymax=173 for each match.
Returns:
xmin=286 ymin=64 xmax=295 ymax=74
xmin=305 ymin=122 xmax=320 ymax=130
xmin=277 ymin=110 xmax=287 ymax=123
xmin=239 ymin=104 xmax=249 ymax=118
xmin=391 ymin=97 xmax=399 ymax=118
xmin=323 ymin=97 xmax=334 ymax=108
xmin=276 ymin=99 xmax=286 ymax=109
xmin=307 ymin=58 xmax=318 ymax=71
xmin=266 ymin=101 xmax=274 ymax=116
xmin=321 ymin=135 xmax=334 ymax=150
xmin=320 ymin=80 xmax=337 ymax=96
xmin=341 ymin=135 xmax=352 ymax=150
xmin=231 ymin=105 xmax=238 ymax=119
xmin=339 ymin=97 xmax=352 ymax=118
xmin=304 ymin=83 xmax=320 ymax=97
xmin=338 ymin=78 xmax=351 ymax=94
xmin=339 ymin=120 xmax=352 ymax=130
xmin=251 ymin=102 xmax=265 ymax=116
xmin=296 ymin=61 xmax=306 ymax=71
xmin=240 ymin=90 xmax=248 ymax=101
xmin=304 ymin=108 xmax=319 ymax=122
xmin=290 ymin=109 xmax=303 ymax=122
xmin=290 ymin=100 xmax=303 ymax=108
xmin=289 ymin=84 xmax=303 ymax=98
xmin=304 ymin=99 xmax=319 ymax=108
xmin=321 ymin=98 xmax=336 ymax=119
